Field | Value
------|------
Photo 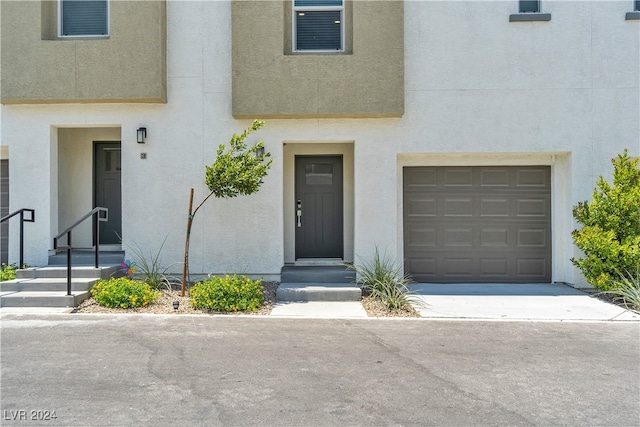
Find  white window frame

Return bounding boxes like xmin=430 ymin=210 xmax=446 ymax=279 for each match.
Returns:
xmin=293 ymin=0 xmax=345 ymax=53
xmin=58 ymin=0 xmax=110 ymax=38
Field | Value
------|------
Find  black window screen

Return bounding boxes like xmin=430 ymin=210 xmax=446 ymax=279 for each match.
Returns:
xmin=295 ymin=10 xmax=342 ymax=51
xmin=519 ymin=0 xmax=540 ymax=13
xmin=61 ymin=0 xmax=108 ymax=36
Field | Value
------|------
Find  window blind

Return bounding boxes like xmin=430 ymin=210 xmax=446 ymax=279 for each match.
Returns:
xmin=61 ymin=0 xmax=108 ymax=36
xmin=295 ymin=10 xmax=342 ymax=51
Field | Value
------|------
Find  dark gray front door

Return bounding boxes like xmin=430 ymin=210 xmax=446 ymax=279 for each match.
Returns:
xmin=295 ymin=156 xmax=343 ymax=259
xmin=1 ymin=159 xmax=8 ymax=264
xmin=94 ymin=142 xmax=121 ymax=245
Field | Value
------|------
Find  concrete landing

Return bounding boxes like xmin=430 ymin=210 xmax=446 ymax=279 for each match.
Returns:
xmin=276 ymin=283 xmax=362 ymax=302
xmin=270 ymin=301 xmax=367 ymax=318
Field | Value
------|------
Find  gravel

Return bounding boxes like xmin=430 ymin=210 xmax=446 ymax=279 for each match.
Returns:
xmin=72 ymin=282 xmax=419 ymax=317
xmin=72 ymin=281 xmax=279 ymax=315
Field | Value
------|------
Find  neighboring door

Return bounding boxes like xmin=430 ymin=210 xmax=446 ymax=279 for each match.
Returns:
xmin=403 ymin=166 xmax=551 ymax=283
xmin=94 ymin=142 xmax=122 ymax=245
xmin=295 ymin=156 xmax=343 ymax=259
xmin=1 ymin=159 xmax=8 ymax=264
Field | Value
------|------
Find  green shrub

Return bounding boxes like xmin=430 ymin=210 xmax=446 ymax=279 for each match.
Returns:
xmin=91 ymin=277 xmax=158 ymax=308
xmin=0 ymin=263 xmax=17 ymax=281
xmin=347 ymin=247 xmax=409 ymax=294
xmin=347 ymin=247 xmax=423 ymax=311
xmin=572 ymin=150 xmax=640 ymax=291
xmin=121 ymin=234 xmax=177 ymax=290
xmin=190 ymin=275 xmax=264 ymax=312
xmin=601 ymin=268 xmax=640 ymax=313
xmin=369 ymin=279 xmax=416 ymax=310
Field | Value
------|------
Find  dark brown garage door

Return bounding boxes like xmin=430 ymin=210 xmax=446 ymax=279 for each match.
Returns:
xmin=403 ymin=166 xmax=551 ymax=283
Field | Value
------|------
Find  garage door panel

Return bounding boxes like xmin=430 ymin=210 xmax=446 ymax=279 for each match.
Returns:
xmin=444 ymin=168 xmax=474 ymax=186
xmin=443 ymin=228 xmax=474 ymax=247
xmin=480 ymin=169 xmax=510 ymax=186
xmin=517 ymin=168 xmax=550 ymax=187
xmin=480 ymin=228 xmax=510 ymax=247
xmin=479 ymin=259 xmax=509 ymax=276
xmin=517 ymin=228 xmax=547 ymax=247
xmin=444 ymin=198 xmax=473 ymax=216
xmin=480 ymin=199 xmax=510 ymax=216
xmin=405 ymin=227 xmax=437 ymax=248
xmin=406 ymin=258 xmax=436 ymax=277
xmin=516 ymin=197 xmax=549 ymax=217
xmin=516 ymin=258 xmax=549 ymax=278
xmin=444 ymin=258 xmax=474 ymax=276
xmin=403 ymin=166 xmax=551 ymax=283
xmin=405 ymin=168 xmax=437 ymax=188
xmin=406 ymin=198 xmax=437 ymax=217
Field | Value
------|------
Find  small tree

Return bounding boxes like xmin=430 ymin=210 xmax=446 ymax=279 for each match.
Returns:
xmin=181 ymin=120 xmax=273 ymax=295
xmin=571 ymin=150 xmax=640 ymax=291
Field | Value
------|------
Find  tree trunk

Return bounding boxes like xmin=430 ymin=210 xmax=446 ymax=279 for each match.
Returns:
xmin=182 ymin=188 xmax=216 ymax=296
xmin=181 ymin=188 xmax=195 ymax=297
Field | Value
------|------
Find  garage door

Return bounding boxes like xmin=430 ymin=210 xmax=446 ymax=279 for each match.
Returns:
xmin=403 ymin=166 xmax=551 ymax=283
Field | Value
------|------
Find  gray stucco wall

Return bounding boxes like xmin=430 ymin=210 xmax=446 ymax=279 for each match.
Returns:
xmin=1 ymin=0 xmax=166 ymax=104
xmin=232 ymin=0 xmax=404 ymax=118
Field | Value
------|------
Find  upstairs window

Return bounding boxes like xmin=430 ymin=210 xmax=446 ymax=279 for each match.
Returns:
xmin=60 ymin=0 xmax=109 ymax=37
xmin=519 ymin=0 xmax=540 ymax=13
xmin=293 ymin=0 xmax=344 ymax=52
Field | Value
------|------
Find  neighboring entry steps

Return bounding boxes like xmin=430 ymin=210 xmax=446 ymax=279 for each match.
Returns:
xmin=0 ymin=265 xmax=121 ymax=308
xmin=277 ymin=265 xmax=361 ymax=302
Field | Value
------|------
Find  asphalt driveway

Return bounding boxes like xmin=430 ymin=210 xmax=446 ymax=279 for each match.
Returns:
xmin=1 ymin=314 xmax=639 ymax=426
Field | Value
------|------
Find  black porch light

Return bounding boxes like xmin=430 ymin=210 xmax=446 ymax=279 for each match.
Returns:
xmin=137 ymin=127 xmax=147 ymax=144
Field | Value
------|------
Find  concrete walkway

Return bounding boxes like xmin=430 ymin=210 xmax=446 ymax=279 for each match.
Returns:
xmin=271 ymin=283 xmax=640 ymax=321
xmin=2 ymin=283 xmax=639 ymax=321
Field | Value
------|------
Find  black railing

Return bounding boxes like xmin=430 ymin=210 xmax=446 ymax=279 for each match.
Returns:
xmin=53 ymin=207 xmax=108 ymax=296
xmin=0 ymin=208 xmax=35 ymax=268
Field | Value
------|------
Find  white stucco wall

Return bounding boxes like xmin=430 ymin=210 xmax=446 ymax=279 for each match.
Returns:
xmin=1 ymin=0 xmax=638 ymax=285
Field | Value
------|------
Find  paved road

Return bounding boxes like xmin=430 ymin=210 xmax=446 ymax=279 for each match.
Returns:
xmin=1 ymin=314 xmax=639 ymax=426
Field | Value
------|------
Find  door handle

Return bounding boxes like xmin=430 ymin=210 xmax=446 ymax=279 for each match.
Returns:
xmin=296 ymin=200 xmax=302 ymax=228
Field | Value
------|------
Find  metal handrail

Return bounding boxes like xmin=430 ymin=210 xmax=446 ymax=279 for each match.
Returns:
xmin=0 ymin=208 xmax=35 ymax=268
xmin=53 ymin=207 xmax=108 ymax=296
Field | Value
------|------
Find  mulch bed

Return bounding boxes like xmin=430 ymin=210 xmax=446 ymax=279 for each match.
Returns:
xmin=72 ymin=282 xmax=420 ymax=317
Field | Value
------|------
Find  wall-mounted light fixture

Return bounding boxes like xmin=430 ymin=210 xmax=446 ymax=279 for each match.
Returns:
xmin=137 ymin=127 xmax=147 ymax=144
xmin=255 ymin=146 xmax=265 ymax=159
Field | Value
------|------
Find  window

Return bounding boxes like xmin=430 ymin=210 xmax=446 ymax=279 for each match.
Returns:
xmin=519 ymin=0 xmax=540 ymax=13
xmin=293 ymin=0 xmax=344 ymax=52
xmin=625 ymin=0 xmax=640 ymax=19
xmin=59 ymin=0 xmax=108 ymax=37
xmin=510 ymin=0 xmax=551 ymax=21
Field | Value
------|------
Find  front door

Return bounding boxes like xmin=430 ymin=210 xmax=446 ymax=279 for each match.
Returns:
xmin=295 ymin=156 xmax=343 ymax=259
xmin=94 ymin=142 xmax=122 ymax=245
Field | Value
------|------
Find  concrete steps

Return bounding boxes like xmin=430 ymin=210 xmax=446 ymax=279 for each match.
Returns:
xmin=48 ymin=250 xmax=125 ymax=266
xmin=280 ymin=265 xmax=355 ymax=283
xmin=0 ymin=291 xmax=91 ymax=308
xmin=0 ymin=265 xmax=121 ymax=308
xmin=277 ymin=265 xmax=361 ymax=302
